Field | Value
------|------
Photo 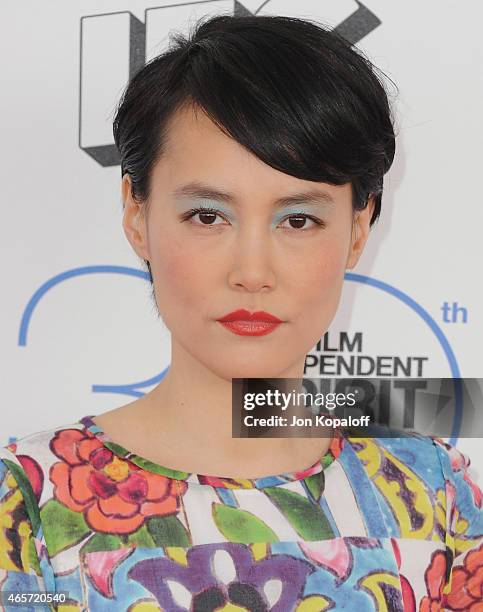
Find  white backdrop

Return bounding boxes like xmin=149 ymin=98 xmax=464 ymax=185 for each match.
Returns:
xmin=1 ymin=1 xmax=481 ymax=479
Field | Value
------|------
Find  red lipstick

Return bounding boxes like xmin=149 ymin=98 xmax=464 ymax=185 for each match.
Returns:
xmin=216 ymin=309 xmax=284 ymax=336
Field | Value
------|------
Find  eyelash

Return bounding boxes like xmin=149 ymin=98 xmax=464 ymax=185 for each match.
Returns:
xmin=180 ymin=206 xmax=326 ymax=230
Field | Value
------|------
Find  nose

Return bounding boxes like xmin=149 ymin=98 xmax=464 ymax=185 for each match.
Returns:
xmin=227 ymin=229 xmax=276 ymax=293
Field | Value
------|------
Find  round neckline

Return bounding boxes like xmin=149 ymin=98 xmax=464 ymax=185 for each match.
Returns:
xmin=79 ymin=414 xmax=345 ymax=489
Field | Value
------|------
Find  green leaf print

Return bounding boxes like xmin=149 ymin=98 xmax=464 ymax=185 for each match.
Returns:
xmin=2 ymin=458 xmax=41 ymax=535
xmin=127 ymin=524 xmax=155 ymax=548
xmin=304 ymin=471 xmax=325 ymax=502
xmin=80 ymin=532 xmax=124 ymax=554
xmin=39 ymin=499 xmax=91 ymax=556
xmin=130 ymin=456 xmax=190 ymax=480
xmin=103 ymin=441 xmax=130 ymax=457
xmin=263 ymin=487 xmax=334 ymax=540
xmin=212 ymin=503 xmax=279 ymax=543
xmin=146 ymin=515 xmax=191 ymax=547
xmin=28 ymin=536 xmax=41 ymax=575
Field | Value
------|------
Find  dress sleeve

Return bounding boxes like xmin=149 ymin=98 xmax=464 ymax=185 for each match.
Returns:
xmin=0 ymin=452 xmax=55 ymax=611
xmin=432 ymin=437 xmax=483 ymax=609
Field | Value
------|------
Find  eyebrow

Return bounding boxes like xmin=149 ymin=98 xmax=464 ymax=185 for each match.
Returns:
xmin=172 ymin=181 xmax=335 ymax=208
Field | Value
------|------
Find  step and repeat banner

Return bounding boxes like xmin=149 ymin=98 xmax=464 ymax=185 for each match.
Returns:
xmin=1 ymin=1 xmax=482 ymax=475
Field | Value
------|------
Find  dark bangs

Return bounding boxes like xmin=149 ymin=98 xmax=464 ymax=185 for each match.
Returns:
xmin=113 ymin=14 xmax=396 ymax=225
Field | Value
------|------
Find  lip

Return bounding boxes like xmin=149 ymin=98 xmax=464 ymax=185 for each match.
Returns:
xmin=216 ymin=309 xmax=284 ymax=337
xmin=217 ymin=309 xmax=283 ymax=323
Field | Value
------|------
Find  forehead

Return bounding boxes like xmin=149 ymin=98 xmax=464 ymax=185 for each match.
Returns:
xmin=161 ymin=103 xmax=263 ymax=175
xmin=153 ymin=103 xmax=351 ymax=203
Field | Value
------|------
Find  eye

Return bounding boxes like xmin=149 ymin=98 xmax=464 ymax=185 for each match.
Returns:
xmin=180 ymin=208 xmax=326 ymax=230
xmin=278 ymin=214 xmax=326 ymax=231
xmin=181 ymin=206 xmax=230 ymax=226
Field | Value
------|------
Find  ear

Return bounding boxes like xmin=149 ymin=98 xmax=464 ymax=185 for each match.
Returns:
xmin=121 ymin=173 xmax=150 ymax=261
xmin=345 ymin=196 xmax=375 ymax=270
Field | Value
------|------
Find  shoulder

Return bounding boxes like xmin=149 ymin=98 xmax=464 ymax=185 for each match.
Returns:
xmin=343 ymin=429 xmax=482 ymax=537
xmin=343 ymin=429 xmax=450 ymax=487
xmin=0 ymin=418 xmax=90 ymax=508
xmin=0 ymin=421 xmax=85 ymax=579
xmin=345 ymin=430 xmax=480 ymax=498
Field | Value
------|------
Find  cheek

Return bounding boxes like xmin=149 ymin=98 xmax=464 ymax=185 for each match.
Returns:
xmin=151 ymin=238 xmax=216 ymax=312
xmin=293 ymin=238 xmax=348 ymax=295
xmin=289 ymin=238 xmax=349 ymax=331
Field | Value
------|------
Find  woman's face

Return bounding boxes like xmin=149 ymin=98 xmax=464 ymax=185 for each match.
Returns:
xmin=123 ymin=104 xmax=374 ymax=380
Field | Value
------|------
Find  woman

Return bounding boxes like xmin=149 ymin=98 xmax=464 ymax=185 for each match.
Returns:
xmin=1 ymin=13 xmax=481 ymax=611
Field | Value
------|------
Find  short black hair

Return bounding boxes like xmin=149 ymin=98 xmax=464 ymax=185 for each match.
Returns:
xmin=113 ymin=13 xmax=396 ymax=278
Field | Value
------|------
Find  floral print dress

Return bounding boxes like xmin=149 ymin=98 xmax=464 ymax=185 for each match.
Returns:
xmin=0 ymin=415 xmax=482 ymax=611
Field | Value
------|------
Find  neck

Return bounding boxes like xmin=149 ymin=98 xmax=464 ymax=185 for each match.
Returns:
xmin=128 ymin=340 xmax=332 ymax=476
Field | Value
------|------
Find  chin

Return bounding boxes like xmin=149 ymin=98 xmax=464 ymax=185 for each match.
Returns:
xmin=209 ymin=360 xmax=294 ymax=381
